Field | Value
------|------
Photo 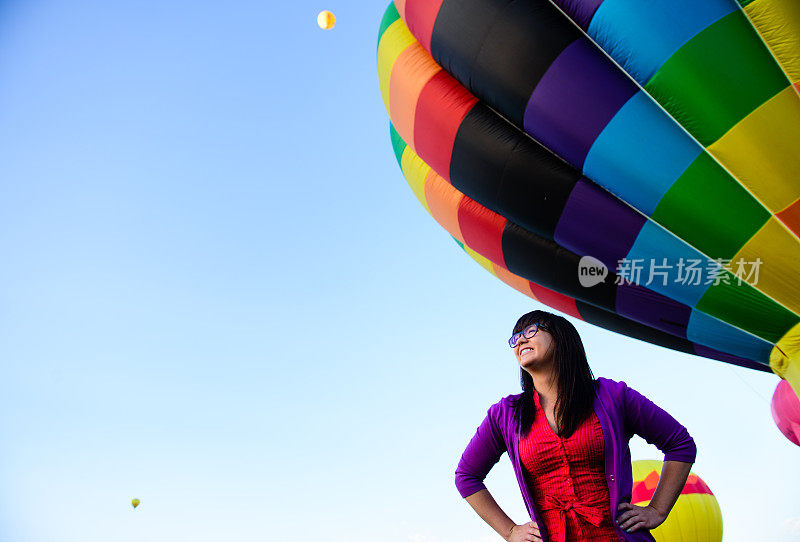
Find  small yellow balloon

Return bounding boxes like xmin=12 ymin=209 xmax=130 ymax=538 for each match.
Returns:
xmin=131 ymin=498 xmax=140 ymax=509
xmin=317 ymin=10 xmax=335 ymax=30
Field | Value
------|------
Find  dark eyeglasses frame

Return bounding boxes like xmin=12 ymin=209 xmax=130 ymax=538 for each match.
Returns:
xmin=508 ymin=323 xmax=548 ymax=348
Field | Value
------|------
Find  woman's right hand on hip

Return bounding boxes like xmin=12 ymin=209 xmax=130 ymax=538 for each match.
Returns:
xmin=505 ymin=520 xmax=542 ymax=542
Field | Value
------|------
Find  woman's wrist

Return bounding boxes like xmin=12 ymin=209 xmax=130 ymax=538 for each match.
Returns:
xmin=645 ymin=504 xmax=667 ymax=528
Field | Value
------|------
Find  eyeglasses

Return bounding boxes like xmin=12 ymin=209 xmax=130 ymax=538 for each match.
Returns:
xmin=508 ymin=323 xmax=548 ymax=348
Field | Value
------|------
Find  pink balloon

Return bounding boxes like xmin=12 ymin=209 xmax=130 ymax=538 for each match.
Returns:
xmin=771 ymin=380 xmax=800 ymax=447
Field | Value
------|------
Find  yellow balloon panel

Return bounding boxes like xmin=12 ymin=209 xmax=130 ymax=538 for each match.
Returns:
xmin=399 ymin=144 xmax=432 ymax=213
xmin=771 ymin=322 xmax=800 ymax=399
xmin=631 ymin=460 xmax=722 ymax=542
xmin=708 ymin=86 xmax=800 ymax=212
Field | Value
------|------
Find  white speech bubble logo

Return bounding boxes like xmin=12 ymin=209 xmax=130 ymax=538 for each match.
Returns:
xmin=578 ymin=256 xmax=608 ymax=287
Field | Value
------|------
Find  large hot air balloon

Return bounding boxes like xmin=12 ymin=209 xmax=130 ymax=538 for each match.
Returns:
xmin=376 ymin=0 xmax=800 ymax=401
xmin=631 ymin=459 xmax=722 ymax=542
xmin=131 ymin=498 xmax=140 ymax=509
xmin=771 ymin=379 xmax=800 ymax=446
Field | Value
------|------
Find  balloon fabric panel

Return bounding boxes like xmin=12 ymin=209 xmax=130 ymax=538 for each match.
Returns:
xmin=450 ymin=104 xmax=580 ymax=240
xmin=553 ymin=178 xmax=645 ymax=269
xmin=650 ymin=153 xmax=770 ymax=259
xmin=776 ymin=198 xmax=800 ymax=239
xmin=729 ymin=217 xmax=800 ymax=313
xmin=693 ymin=277 xmax=795 ymax=344
xmin=708 ymin=86 xmax=800 ymax=213
xmin=458 ymin=197 xmax=507 ymax=267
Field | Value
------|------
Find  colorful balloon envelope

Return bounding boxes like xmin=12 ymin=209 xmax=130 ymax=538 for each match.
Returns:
xmin=632 ymin=460 xmax=722 ymax=542
xmin=131 ymin=498 xmax=140 ymax=509
xmin=771 ymin=379 xmax=800 ymax=447
xmin=376 ymin=0 xmax=800 ymax=399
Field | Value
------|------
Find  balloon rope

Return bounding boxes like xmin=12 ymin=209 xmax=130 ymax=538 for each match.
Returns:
xmin=727 ymin=365 xmax=770 ymax=405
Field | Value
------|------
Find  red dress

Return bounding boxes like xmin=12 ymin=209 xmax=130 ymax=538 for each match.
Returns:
xmin=519 ymin=391 xmax=619 ymax=542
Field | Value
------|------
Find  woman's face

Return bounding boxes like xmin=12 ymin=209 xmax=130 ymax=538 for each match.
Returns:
xmin=512 ymin=323 xmax=555 ymax=370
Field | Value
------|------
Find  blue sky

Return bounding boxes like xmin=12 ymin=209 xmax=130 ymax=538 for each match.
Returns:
xmin=0 ymin=1 xmax=797 ymax=541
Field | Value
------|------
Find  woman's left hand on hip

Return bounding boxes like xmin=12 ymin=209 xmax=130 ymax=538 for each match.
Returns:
xmin=615 ymin=502 xmax=666 ymax=533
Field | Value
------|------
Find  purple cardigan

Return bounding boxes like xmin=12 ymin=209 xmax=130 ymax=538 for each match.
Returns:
xmin=454 ymin=377 xmax=696 ymax=542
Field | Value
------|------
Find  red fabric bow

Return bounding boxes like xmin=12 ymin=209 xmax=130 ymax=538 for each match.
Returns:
xmin=540 ymin=494 xmax=606 ymax=542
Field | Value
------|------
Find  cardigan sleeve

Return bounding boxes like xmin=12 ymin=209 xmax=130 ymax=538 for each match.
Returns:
xmin=454 ymin=401 xmax=508 ymax=498
xmin=620 ymin=381 xmax=697 ymax=463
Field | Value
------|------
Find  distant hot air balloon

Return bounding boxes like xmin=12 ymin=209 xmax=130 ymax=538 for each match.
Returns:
xmin=771 ymin=379 xmax=800 ymax=446
xmin=317 ymin=10 xmax=335 ymax=30
xmin=131 ymin=498 xmax=140 ymax=509
xmin=631 ymin=459 xmax=722 ymax=542
xmin=376 ymin=1 xmax=800 ymax=402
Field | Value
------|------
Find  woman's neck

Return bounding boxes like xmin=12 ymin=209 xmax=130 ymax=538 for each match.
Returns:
xmin=531 ymin=371 xmax=558 ymax=408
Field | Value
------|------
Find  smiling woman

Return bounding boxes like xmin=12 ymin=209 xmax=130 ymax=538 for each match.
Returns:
xmin=454 ymin=310 xmax=697 ymax=542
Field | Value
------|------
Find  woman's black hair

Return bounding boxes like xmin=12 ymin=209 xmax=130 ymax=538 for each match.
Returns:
xmin=511 ymin=310 xmax=597 ymax=439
